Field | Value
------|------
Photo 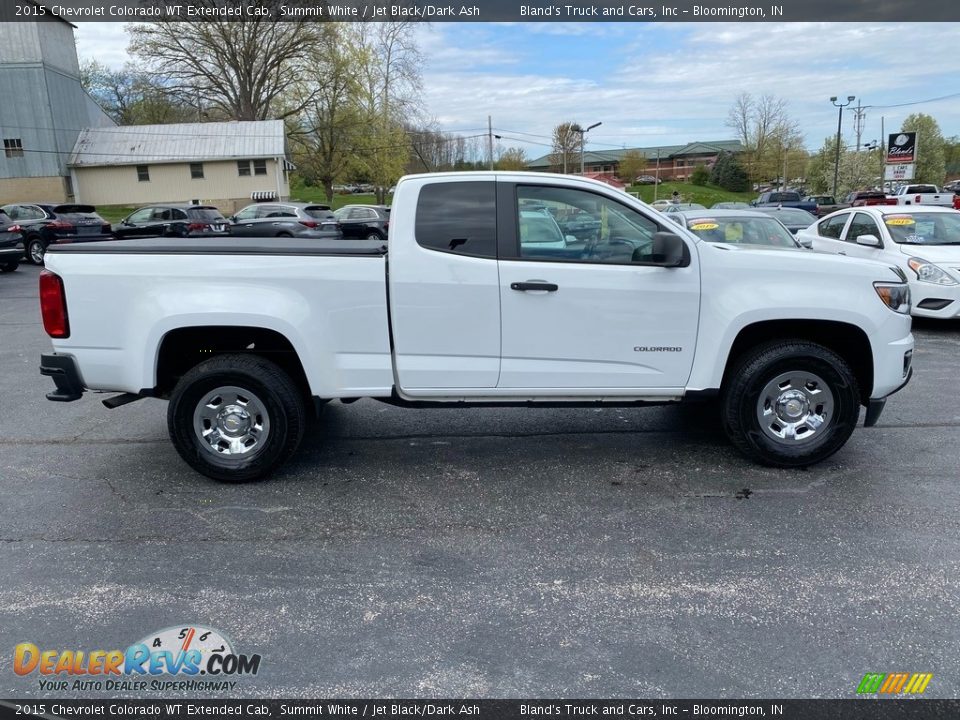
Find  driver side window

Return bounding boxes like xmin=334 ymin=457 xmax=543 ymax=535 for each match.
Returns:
xmin=516 ymin=185 xmax=662 ymax=264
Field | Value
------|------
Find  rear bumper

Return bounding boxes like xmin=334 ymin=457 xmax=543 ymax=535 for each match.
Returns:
xmin=40 ymin=353 xmax=85 ymax=402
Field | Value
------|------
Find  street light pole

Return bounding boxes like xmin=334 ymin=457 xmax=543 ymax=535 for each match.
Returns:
xmin=575 ymin=121 xmax=602 ymax=175
xmin=830 ymin=95 xmax=855 ymax=199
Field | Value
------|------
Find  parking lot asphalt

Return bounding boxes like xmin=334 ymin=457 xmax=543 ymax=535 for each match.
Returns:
xmin=2 ymin=263 xmax=959 ymax=699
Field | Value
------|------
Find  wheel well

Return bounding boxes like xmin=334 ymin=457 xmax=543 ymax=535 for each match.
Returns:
xmin=722 ymin=320 xmax=874 ymax=402
xmin=154 ymin=326 xmax=310 ymax=400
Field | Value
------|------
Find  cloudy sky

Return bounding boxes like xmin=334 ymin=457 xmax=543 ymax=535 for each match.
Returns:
xmin=75 ymin=22 xmax=960 ymax=161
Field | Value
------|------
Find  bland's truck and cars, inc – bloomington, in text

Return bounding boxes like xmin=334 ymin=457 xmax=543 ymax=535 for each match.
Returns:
xmin=39 ymin=173 xmax=914 ymax=482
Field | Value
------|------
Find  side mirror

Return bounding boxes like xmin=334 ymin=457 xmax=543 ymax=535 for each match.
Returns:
xmin=565 ymin=235 xmax=578 ymax=243
xmin=797 ymin=236 xmax=813 ymax=249
xmin=856 ymin=233 xmax=881 ymax=247
xmin=634 ymin=232 xmax=688 ymax=267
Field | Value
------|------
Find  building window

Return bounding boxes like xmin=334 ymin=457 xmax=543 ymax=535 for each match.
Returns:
xmin=3 ymin=138 xmax=24 ymax=158
xmin=253 ymin=159 xmax=267 ymax=176
xmin=237 ymin=160 xmax=251 ymax=177
xmin=190 ymin=163 xmax=204 ymax=179
xmin=136 ymin=165 xmax=150 ymax=182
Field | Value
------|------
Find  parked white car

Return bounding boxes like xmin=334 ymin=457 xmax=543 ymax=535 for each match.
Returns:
xmin=797 ymin=206 xmax=960 ymax=319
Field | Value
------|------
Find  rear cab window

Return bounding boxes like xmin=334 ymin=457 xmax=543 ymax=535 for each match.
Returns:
xmin=415 ymin=182 xmax=497 ymax=258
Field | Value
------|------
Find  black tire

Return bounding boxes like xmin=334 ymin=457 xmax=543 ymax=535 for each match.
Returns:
xmin=26 ymin=237 xmax=46 ymax=265
xmin=721 ymin=340 xmax=860 ymax=467
xmin=0 ymin=260 xmax=18 ymax=272
xmin=167 ymin=354 xmax=307 ymax=482
xmin=275 ymin=232 xmax=293 ymax=238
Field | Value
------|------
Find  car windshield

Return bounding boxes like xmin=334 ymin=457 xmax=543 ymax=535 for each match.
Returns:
xmin=882 ymin=213 xmax=960 ymax=245
xmin=685 ymin=216 xmax=798 ymax=248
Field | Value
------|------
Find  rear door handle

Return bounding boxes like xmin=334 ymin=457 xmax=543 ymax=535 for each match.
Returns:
xmin=511 ymin=281 xmax=558 ymax=292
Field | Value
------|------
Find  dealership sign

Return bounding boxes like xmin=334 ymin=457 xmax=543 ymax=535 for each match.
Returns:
xmin=886 ymin=132 xmax=917 ymax=164
xmin=884 ymin=164 xmax=915 ymax=181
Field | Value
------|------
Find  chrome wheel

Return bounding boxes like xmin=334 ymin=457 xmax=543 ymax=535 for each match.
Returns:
xmin=28 ymin=240 xmax=45 ymax=265
xmin=755 ymin=370 xmax=835 ymax=445
xmin=192 ymin=385 xmax=271 ymax=462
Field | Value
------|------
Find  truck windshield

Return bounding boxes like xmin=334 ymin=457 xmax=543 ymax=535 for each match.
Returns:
xmin=883 ymin=213 xmax=960 ymax=245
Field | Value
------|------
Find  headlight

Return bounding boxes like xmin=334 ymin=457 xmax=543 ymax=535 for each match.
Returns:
xmin=874 ymin=282 xmax=911 ymax=314
xmin=907 ymin=257 xmax=958 ymax=286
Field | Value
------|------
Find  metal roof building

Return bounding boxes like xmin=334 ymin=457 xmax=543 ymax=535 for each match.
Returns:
xmin=0 ymin=19 xmax=115 ymax=204
xmin=70 ymin=120 xmax=287 ymax=167
xmin=69 ymin=120 xmax=291 ymax=210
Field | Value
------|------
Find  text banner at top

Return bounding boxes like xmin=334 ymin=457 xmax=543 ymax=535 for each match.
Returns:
xmin=3 ymin=0 xmax=960 ymax=23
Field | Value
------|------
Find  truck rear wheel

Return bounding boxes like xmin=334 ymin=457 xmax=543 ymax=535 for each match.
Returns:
xmin=167 ymin=354 xmax=306 ymax=482
xmin=721 ymin=341 xmax=860 ymax=467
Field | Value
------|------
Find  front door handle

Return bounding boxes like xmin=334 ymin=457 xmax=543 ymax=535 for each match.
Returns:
xmin=511 ymin=281 xmax=558 ymax=292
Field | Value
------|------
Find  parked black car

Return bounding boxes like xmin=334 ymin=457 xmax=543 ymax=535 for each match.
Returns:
xmin=228 ymin=202 xmax=341 ymax=239
xmin=333 ymin=205 xmax=390 ymax=240
xmin=0 ymin=208 xmax=24 ymax=272
xmin=1 ymin=202 xmax=112 ymax=265
xmin=114 ymin=204 xmax=230 ymax=240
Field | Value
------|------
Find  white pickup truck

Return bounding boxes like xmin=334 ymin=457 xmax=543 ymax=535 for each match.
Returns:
xmin=39 ymin=172 xmax=915 ymax=482
xmin=889 ymin=184 xmax=954 ymax=207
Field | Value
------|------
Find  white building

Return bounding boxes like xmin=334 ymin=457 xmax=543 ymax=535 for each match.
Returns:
xmin=69 ymin=120 xmax=292 ymax=212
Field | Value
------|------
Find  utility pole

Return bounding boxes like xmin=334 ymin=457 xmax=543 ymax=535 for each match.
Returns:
xmin=654 ymin=149 xmax=661 ymax=202
xmin=830 ymin=95 xmax=855 ymax=199
xmin=852 ymin=100 xmax=867 ymax=156
xmin=487 ymin=115 xmax=493 ymax=171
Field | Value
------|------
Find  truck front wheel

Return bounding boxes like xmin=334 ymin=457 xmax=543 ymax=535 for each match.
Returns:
xmin=167 ymin=354 xmax=306 ymax=482
xmin=721 ymin=341 xmax=860 ymax=467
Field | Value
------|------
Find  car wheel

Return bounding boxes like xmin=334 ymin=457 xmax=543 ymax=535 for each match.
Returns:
xmin=276 ymin=232 xmax=293 ymax=238
xmin=721 ymin=340 xmax=860 ymax=467
xmin=365 ymin=231 xmax=382 ymax=241
xmin=0 ymin=260 xmax=18 ymax=272
xmin=26 ymin=238 xmax=46 ymax=265
xmin=167 ymin=354 xmax=307 ymax=483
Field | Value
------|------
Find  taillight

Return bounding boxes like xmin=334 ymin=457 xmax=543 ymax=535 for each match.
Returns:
xmin=383 ymin=220 xmax=389 ymax=232
xmin=299 ymin=220 xmax=319 ymax=228
xmin=8 ymin=224 xmax=21 ymax=233
xmin=39 ymin=270 xmax=69 ymax=338
xmin=47 ymin=220 xmax=72 ymax=231
xmin=915 ymin=195 xmax=922 ymax=203
xmin=187 ymin=223 xmax=205 ymax=231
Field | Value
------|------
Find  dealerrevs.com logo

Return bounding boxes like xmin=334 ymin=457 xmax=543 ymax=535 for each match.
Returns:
xmin=13 ymin=625 xmax=261 ymax=692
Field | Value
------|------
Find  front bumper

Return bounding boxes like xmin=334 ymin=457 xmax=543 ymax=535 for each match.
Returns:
xmin=909 ymin=280 xmax=960 ymax=319
xmin=40 ymin=353 xmax=85 ymax=402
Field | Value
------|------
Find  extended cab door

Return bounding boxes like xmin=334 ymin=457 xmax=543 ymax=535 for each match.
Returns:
xmin=497 ymin=182 xmax=700 ymax=391
xmin=389 ymin=178 xmax=501 ymax=391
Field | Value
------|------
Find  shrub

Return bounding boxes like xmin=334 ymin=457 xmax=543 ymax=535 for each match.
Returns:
xmin=691 ymin=165 xmax=710 ymax=186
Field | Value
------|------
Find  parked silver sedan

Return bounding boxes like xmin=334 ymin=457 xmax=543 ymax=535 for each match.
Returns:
xmin=228 ymin=202 xmax=341 ymax=239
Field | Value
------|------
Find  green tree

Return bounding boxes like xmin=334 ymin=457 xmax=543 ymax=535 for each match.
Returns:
xmin=617 ymin=149 xmax=646 ymax=182
xmin=495 ymin=147 xmax=528 ymax=171
xmin=901 ymin=113 xmax=946 ymax=185
xmin=286 ymin=25 xmax=365 ymax=203
xmin=690 ymin=164 xmax=710 ymax=186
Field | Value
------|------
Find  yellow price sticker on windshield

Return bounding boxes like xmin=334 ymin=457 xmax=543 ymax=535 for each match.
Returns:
xmin=690 ymin=222 xmax=719 ymax=230
xmin=885 ymin=217 xmax=915 ymax=226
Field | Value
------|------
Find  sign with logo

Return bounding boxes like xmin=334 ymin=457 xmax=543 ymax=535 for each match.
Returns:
xmin=12 ymin=625 xmax=261 ymax=693
xmin=886 ymin=132 xmax=917 ymax=164
xmin=884 ymin=163 xmax=915 ymax=181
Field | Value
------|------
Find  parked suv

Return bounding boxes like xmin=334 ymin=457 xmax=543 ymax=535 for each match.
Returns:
xmin=1 ymin=203 xmax=112 ymax=265
xmin=114 ymin=205 xmax=230 ymax=240
xmin=0 ymin=209 xmax=24 ymax=272
xmin=333 ymin=205 xmax=390 ymax=240
xmin=228 ymin=202 xmax=341 ymax=239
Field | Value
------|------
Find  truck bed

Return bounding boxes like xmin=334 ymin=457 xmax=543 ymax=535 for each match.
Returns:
xmin=46 ymin=237 xmax=387 ymax=257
